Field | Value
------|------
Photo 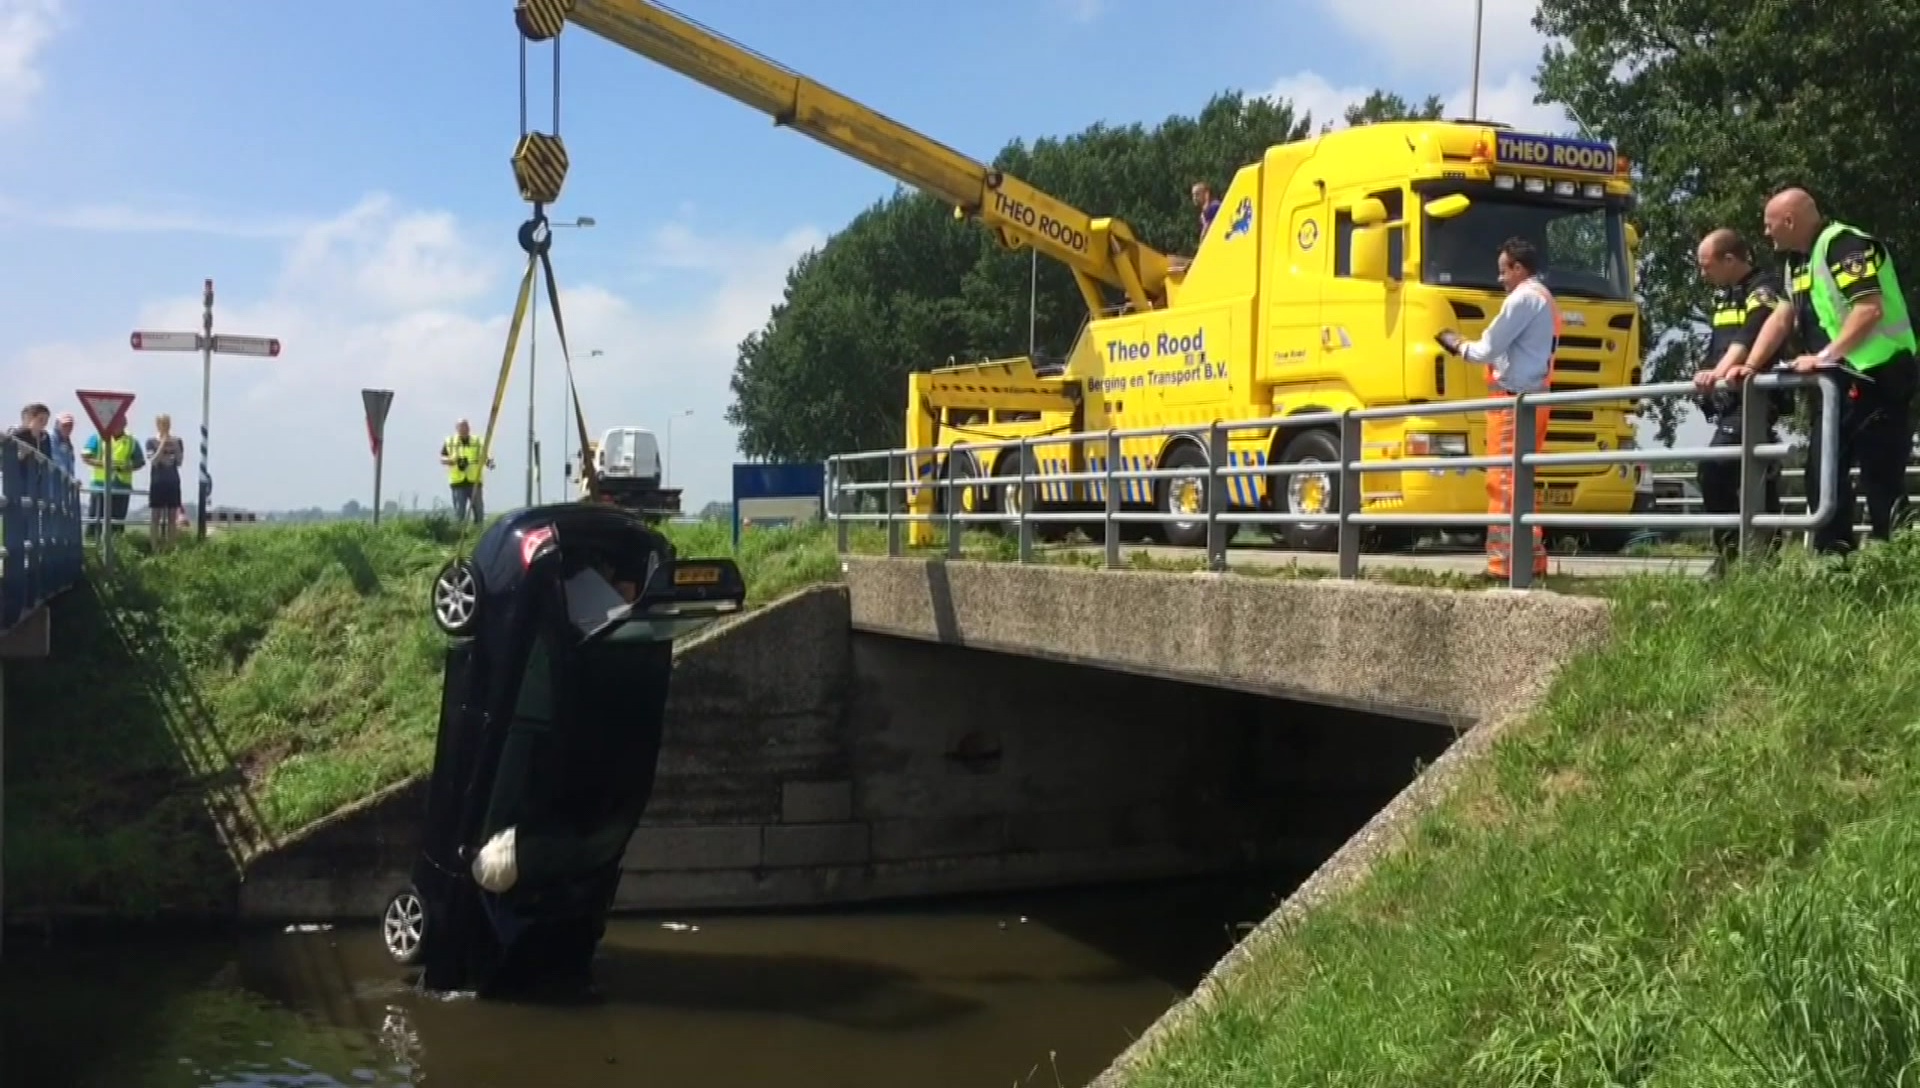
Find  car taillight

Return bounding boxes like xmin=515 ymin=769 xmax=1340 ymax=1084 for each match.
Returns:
xmin=519 ymin=525 xmax=556 ymax=568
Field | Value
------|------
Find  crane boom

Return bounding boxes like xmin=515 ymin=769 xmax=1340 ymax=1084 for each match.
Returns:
xmin=565 ymin=0 xmax=1173 ymax=313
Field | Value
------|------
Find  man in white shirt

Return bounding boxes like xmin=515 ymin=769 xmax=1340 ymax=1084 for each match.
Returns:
xmin=1437 ymin=237 xmax=1559 ymax=580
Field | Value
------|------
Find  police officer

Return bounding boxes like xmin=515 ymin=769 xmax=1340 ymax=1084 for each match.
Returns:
xmin=1748 ymin=188 xmax=1919 ymax=554
xmin=1689 ymin=228 xmax=1789 ymax=569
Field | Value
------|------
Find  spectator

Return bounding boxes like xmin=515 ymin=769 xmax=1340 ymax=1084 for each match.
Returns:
xmin=145 ymin=413 xmax=185 ymax=550
xmin=7 ymin=404 xmax=52 ymax=503
xmin=440 ymin=418 xmax=493 ymax=526
xmin=1192 ymin=181 xmax=1221 ymax=234
xmin=81 ymin=417 xmax=143 ymax=542
xmin=48 ymin=412 xmax=75 ymax=478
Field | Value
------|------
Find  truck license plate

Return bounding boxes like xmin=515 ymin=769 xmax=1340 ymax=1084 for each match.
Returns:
xmin=1534 ymin=483 xmax=1577 ymax=507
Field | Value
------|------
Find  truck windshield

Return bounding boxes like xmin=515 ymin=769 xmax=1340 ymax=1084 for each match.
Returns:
xmin=1422 ymin=195 xmax=1631 ymax=301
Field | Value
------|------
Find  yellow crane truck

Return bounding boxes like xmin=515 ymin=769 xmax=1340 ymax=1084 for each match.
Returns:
xmin=535 ymin=1 xmax=1647 ymax=551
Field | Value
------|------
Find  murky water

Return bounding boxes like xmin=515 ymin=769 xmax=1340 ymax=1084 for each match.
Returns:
xmin=3 ymin=874 xmax=1297 ymax=1088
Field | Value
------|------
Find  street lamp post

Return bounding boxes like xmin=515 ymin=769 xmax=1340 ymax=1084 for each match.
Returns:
xmin=665 ymin=408 xmax=693 ymax=488
xmin=1469 ymin=0 xmax=1484 ymax=120
xmin=528 ymin=214 xmax=596 ymax=507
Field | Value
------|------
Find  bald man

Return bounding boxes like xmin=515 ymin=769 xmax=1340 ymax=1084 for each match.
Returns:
xmin=1689 ymin=228 xmax=1788 ymax=567
xmin=1749 ymin=187 xmax=1918 ymax=554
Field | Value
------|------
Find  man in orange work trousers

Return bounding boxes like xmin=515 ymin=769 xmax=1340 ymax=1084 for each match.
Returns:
xmin=1438 ymin=237 xmax=1561 ymax=580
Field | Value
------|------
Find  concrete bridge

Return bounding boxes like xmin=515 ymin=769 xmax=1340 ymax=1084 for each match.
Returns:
xmin=245 ymin=557 xmax=1613 ymax=922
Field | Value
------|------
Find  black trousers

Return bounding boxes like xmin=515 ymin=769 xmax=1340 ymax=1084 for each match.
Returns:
xmin=1804 ymin=352 xmax=1918 ymax=554
xmin=1697 ymin=423 xmax=1782 ymax=562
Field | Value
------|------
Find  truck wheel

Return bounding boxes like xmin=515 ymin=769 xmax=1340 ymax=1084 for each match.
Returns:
xmin=991 ymin=449 xmax=1068 ymax=543
xmin=1156 ymin=443 xmax=1211 ymax=549
xmin=1276 ymin=429 xmax=1341 ymax=553
xmin=383 ymin=884 xmax=429 ymax=967
xmin=430 ymin=557 xmax=483 ymax=637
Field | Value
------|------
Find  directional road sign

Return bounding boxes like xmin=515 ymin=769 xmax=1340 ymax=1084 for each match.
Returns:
xmin=361 ymin=389 xmax=394 ymax=456
xmin=76 ymin=389 xmax=136 ymax=435
xmin=130 ymin=330 xmax=202 ymax=352
xmin=209 ymin=334 xmax=281 ymax=357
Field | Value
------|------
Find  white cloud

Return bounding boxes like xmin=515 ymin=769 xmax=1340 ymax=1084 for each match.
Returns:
xmin=1265 ymin=68 xmax=1568 ymax=138
xmin=3 ymin=195 xmax=823 ymax=514
xmin=0 ymin=0 xmax=60 ymax=125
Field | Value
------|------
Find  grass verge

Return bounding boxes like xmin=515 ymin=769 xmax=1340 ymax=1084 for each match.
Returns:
xmin=1118 ymin=531 xmax=1920 ymax=1087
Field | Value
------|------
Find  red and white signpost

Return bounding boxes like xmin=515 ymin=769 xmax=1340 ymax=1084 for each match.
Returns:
xmin=130 ymin=278 xmax=283 ymax=540
xmin=75 ymin=388 xmax=136 ymax=570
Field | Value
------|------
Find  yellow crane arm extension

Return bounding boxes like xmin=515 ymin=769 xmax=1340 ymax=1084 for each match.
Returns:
xmin=565 ymin=0 xmax=1171 ymax=313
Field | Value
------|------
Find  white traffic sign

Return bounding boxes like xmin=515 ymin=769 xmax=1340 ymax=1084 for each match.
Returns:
xmin=130 ymin=330 xmax=202 ymax=352
xmin=209 ymin=334 xmax=281 ymax=358
xmin=76 ymin=389 xmax=136 ymax=436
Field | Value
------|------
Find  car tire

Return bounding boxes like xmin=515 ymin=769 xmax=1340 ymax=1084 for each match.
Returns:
xmin=382 ymin=884 xmax=429 ymax=967
xmin=431 ymin=556 xmax=483 ymax=637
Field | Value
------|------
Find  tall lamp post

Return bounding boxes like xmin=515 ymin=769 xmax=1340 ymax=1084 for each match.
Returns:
xmin=1469 ymin=0 xmax=1484 ymax=120
xmin=527 ymin=214 xmax=596 ymax=506
xmin=665 ymin=408 xmax=693 ymax=489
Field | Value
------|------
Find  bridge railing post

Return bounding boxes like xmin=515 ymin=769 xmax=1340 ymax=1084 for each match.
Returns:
xmin=884 ymin=451 xmax=902 ymax=558
xmin=0 ymin=439 xmax=21 ymax=631
xmin=1016 ymin=437 xmax=1034 ymax=565
xmin=829 ymin=457 xmax=851 ymax=554
xmin=1737 ymin=375 xmax=1768 ymax=562
xmin=945 ymin=446 xmax=962 ymax=560
xmin=1336 ymin=411 xmax=1362 ymax=580
xmin=1104 ymin=430 xmax=1121 ymax=570
xmin=1204 ymin=423 xmax=1228 ymax=572
xmin=1509 ymin=394 xmax=1538 ymax=590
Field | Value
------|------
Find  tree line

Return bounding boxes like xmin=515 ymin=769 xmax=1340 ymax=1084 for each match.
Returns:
xmin=730 ymin=2 xmax=1920 ymax=458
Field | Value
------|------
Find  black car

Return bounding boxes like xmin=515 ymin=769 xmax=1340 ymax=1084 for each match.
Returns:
xmin=382 ymin=503 xmax=745 ymax=998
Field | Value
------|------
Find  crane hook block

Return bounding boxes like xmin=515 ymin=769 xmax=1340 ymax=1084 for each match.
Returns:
xmin=512 ymin=131 xmax=570 ymax=206
xmin=514 ymin=0 xmax=572 ymax=42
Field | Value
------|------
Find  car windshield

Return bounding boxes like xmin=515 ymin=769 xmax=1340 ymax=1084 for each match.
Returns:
xmin=1422 ymin=194 xmax=1631 ymax=300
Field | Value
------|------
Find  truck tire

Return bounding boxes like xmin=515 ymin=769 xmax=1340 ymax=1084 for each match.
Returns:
xmin=1276 ymin=429 xmax=1341 ymax=553
xmin=1156 ymin=443 xmax=1211 ymax=549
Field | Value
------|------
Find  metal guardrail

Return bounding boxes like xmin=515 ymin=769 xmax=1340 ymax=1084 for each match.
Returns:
xmin=823 ymin=372 xmax=1842 ymax=589
xmin=1647 ymin=465 xmax=1920 ymax=540
xmin=0 ymin=434 xmax=85 ymax=633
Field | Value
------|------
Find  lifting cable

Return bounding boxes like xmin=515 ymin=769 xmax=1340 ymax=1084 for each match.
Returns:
xmin=479 ymin=0 xmax=598 ymax=499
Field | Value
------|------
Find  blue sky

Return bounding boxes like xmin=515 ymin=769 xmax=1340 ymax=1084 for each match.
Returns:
xmin=0 ymin=0 xmax=1583 ymax=513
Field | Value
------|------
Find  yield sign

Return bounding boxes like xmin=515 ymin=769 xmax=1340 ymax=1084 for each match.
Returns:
xmin=76 ymin=388 xmax=136 ymax=435
xmin=361 ymin=388 xmax=394 ymax=456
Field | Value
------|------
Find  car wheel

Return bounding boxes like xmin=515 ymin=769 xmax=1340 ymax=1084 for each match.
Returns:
xmin=431 ymin=557 xmax=482 ymax=637
xmin=383 ymin=885 xmax=429 ymax=967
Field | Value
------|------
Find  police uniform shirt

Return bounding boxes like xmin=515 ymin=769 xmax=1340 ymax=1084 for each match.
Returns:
xmin=1700 ymin=268 xmax=1787 ymax=422
xmin=1784 ymin=227 xmax=1891 ymax=355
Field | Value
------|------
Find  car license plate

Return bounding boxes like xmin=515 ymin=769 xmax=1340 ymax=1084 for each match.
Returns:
xmin=1534 ymin=483 xmax=1577 ymax=507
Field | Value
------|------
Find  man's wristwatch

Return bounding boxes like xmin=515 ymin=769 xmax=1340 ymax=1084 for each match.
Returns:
xmin=1814 ymin=348 xmax=1838 ymax=368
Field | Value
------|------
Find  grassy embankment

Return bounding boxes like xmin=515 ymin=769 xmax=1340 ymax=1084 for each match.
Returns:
xmin=2 ymin=511 xmax=1672 ymax=921
xmin=1118 ymin=533 xmax=1920 ymax=1087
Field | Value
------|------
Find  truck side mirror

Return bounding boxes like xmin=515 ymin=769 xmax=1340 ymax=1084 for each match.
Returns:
xmin=1351 ymin=225 xmax=1390 ymax=282
xmin=1423 ymin=194 xmax=1471 ymax=220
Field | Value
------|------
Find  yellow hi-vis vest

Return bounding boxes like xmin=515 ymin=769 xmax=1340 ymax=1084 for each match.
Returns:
xmin=445 ymin=435 xmax=484 ymax=486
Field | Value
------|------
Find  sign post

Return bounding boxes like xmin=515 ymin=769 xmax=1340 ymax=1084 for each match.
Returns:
xmin=76 ymin=389 xmax=136 ymax=572
xmin=130 ymin=278 xmax=283 ymax=541
xmin=361 ymin=389 xmax=395 ymax=525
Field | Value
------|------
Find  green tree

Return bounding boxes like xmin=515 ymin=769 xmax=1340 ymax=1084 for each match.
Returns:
xmin=727 ymin=92 xmax=1310 ymax=461
xmin=1332 ymin=89 xmax=1448 ymax=132
xmin=1534 ymin=0 xmax=1920 ymax=439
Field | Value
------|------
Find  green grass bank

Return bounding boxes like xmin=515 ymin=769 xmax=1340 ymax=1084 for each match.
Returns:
xmin=1116 ymin=533 xmax=1920 ymax=1088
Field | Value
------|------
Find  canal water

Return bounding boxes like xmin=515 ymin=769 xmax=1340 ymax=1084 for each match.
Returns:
xmin=3 ymin=873 xmax=1300 ymax=1088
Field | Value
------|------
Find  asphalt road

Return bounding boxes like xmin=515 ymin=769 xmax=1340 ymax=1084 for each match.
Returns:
xmin=1053 ymin=543 xmax=1716 ymax=579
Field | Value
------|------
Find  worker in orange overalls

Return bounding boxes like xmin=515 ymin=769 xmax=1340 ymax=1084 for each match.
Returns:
xmin=1437 ymin=237 xmax=1560 ymax=579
